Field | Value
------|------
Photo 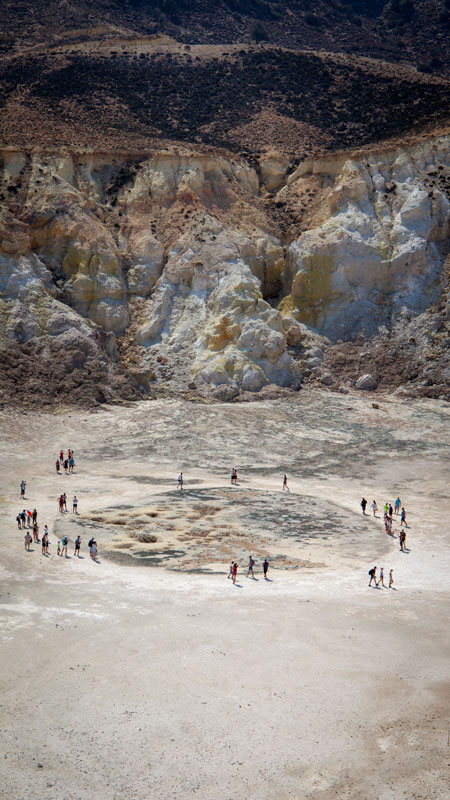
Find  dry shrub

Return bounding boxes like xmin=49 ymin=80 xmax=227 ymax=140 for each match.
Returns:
xmin=135 ymin=532 xmax=157 ymax=543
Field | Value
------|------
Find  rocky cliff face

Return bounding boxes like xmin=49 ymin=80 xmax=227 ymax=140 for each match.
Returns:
xmin=1 ymin=134 xmax=450 ymax=406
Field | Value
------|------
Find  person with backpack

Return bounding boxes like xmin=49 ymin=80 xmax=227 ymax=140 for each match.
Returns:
xmin=16 ymin=513 xmax=21 ymax=529
xmin=61 ymin=536 xmax=68 ymax=557
xmin=368 ymin=566 xmax=377 ymax=586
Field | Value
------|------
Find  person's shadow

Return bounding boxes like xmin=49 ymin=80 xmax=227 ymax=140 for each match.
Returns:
xmin=264 ymin=578 xmax=274 ymax=582
xmin=234 ymin=582 xmax=243 ymax=588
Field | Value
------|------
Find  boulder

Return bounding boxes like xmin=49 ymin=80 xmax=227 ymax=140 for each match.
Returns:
xmin=320 ymin=373 xmax=334 ymax=386
xmin=356 ymin=373 xmax=377 ymax=391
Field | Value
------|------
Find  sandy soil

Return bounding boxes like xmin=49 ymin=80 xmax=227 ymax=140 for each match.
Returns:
xmin=0 ymin=390 xmax=449 ymax=800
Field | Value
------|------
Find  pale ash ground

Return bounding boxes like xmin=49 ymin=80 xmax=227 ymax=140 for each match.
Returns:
xmin=0 ymin=391 xmax=449 ymax=800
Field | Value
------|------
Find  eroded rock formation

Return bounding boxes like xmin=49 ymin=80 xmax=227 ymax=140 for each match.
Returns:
xmin=1 ymin=133 xmax=450 ymax=405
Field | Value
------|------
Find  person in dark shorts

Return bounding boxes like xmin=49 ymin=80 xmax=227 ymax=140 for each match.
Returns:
xmin=368 ymin=566 xmax=377 ymax=586
xmin=56 ymin=460 xmax=60 ymax=474
xmin=246 ymin=555 xmax=255 ymax=578
xmin=283 ymin=475 xmax=289 ymax=492
xmin=361 ymin=498 xmax=367 ymax=514
xmin=377 ymin=567 xmax=385 ymax=587
xmin=74 ymin=536 xmax=81 ymax=557
xmin=263 ymin=559 xmax=269 ymax=579
xmin=400 ymin=507 xmax=407 ymax=526
xmin=399 ymin=529 xmax=407 ymax=551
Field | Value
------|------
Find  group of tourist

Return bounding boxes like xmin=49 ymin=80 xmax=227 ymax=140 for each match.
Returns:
xmin=228 ymin=556 xmax=270 ymax=584
xmin=361 ymin=494 xmax=411 ymax=590
xmin=58 ymin=493 xmax=78 ymax=513
xmin=56 ymin=449 xmax=75 ymax=475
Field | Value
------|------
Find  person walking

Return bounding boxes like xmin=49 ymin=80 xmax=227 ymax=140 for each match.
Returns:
xmin=24 ymin=532 xmax=32 ymax=551
xmin=400 ymin=507 xmax=407 ymax=526
xmin=377 ymin=567 xmax=385 ymax=588
xmin=61 ymin=536 xmax=68 ymax=557
xmin=177 ymin=473 xmax=183 ymax=490
xmin=399 ymin=529 xmax=407 ymax=551
xmin=41 ymin=532 xmax=48 ymax=555
xmin=227 ymin=561 xmax=233 ymax=579
xmin=72 ymin=495 xmax=78 ymax=514
xmin=32 ymin=523 xmax=39 ymax=543
xmin=58 ymin=495 xmax=64 ymax=513
xmin=57 ymin=540 xmax=61 ymax=557
xmin=232 ymin=562 xmax=238 ymax=585
xmin=59 ymin=449 xmax=64 ymax=463
xmin=283 ymin=475 xmax=289 ymax=492
xmin=27 ymin=510 xmax=33 ymax=528
xmin=368 ymin=566 xmax=377 ymax=586
xmin=361 ymin=497 xmax=367 ymax=514
xmin=69 ymin=456 xmax=75 ymax=473
xmin=74 ymin=535 xmax=81 ymax=557
xmin=56 ymin=459 xmax=60 ymax=474
xmin=371 ymin=500 xmax=378 ymax=517
xmin=16 ymin=513 xmax=21 ymax=529
xmin=384 ymin=502 xmax=388 ymax=517
xmin=20 ymin=480 xmax=26 ymax=498
xmin=230 ymin=468 xmax=237 ymax=485
xmin=63 ymin=459 xmax=68 ymax=475
xmin=63 ymin=493 xmax=67 ymax=512
xmin=263 ymin=558 xmax=269 ymax=580
xmin=20 ymin=510 xmax=26 ymax=529
xmin=388 ymin=503 xmax=393 ymax=517
xmin=395 ymin=497 xmax=401 ymax=515
xmin=90 ymin=540 xmax=98 ymax=562
xmin=246 ymin=555 xmax=255 ymax=579
xmin=389 ymin=569 xmax=394 ymax=589
xmin=32 ymin=508 xmax=37 ymax=525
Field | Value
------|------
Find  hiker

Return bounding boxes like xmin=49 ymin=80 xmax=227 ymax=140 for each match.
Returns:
xmin=32 ymin=523 xmax=39 ymax=543
xmin=16 ymin=513 xmax=21 ymax=529
xmin=32 ymin=508 xmax=37 ymax=525
xmin=20 ymin=510 xmax=26 ymax=528
xmin=394 ymin=497 xmax=401 ymax=515
xmin=20 ymin=480 xmax=26 ymax=498
xmin=227 ymin=562 xmax=233 ymax=579
xmin=177 ymin=473 xmax=183 ymax=490
xmin=58 ymin=495 xmax=64 ymax=513
xmin=400 ymin=507 xmax=407 ymax=526
xmin=63 ymin=493 xmax=67 ymax=511
xmin=368 ymin=566 xmax=377 ymax=586
xmin=388 ymin=503 xmax=393 ymax=517
xmin=389 ymin=569 xmax=394 ymax=589
xmin=263 ymin=558 xmax=269 ymax=580
xmin=74 ymin=536 xmax=81 ymax=557
xmin=247 ymin=555 xmax=255 ymax=579
xmin=231 ymin=468 xmax=237 ymax=485
xmin=61 ymin=536 xmax=68 ymax=557
xmin=72 ymin=495 xmax=78 ymax=514
xmin=56 ymin=460 xmax=60 ymax=474
xmin=69 ymin=456 xmax=75 ymax=473
xmin=24 ymin=532 xmax=32 ymax=551
xmin=282 ymin=475 xmax=289 ymax=492
xmin=90 ymin=540 xmax=98 ymax=561
xmin=59 ymin=449 xmax=64 ymax=463
xmin=232 ymin=562 xmax=238 ymax=585
xmin=57 ymin=540 xmax=61 ymax=557
xmin=384 ymin=502 xmax=388 ymax=517
xmin=399 ymin=529 xmax=406 ymax=551
xmin=377 ymin=567 xmax=385 ymax=588
xmin=27 ymin=510 xmax=33 ymax=527
xmin=371 ymin=500 xmax=378 ymax=517
xmin=42 ymin=532 xmax=48 ymax=555
xmin=361 ymin=497 xmax=367 ymax=514
xmin=63 ymin=459 xmax=68 ymax=475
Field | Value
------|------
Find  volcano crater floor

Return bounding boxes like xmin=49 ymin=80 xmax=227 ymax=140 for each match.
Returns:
xmin=0 ymin=389 xmax=450 ymax=800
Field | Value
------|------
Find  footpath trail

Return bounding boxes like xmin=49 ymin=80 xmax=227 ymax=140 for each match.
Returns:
xmin=0 ymin=393 xmax=449 ymax=800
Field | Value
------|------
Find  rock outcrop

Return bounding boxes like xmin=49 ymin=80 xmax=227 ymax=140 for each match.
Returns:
xmin=1 ymin=134 xmax=450 ymax=405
